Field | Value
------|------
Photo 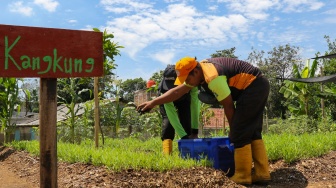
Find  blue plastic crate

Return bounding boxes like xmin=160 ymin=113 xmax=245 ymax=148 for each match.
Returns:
xmin=177 ymin=137 xmax=235 ymax=176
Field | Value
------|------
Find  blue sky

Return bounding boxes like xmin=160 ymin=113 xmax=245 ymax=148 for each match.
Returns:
xmin=1 ymin=0 xmax=336 ymax=81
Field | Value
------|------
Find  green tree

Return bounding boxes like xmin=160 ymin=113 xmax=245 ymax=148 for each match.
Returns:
xmin=149 ymin=70 xmax=164 ymax=86
xmin=211 ymin=47 xmax=238 ymax=58
xmin=120 ymin=78 xmax=146 ymax=102
xmin=318 ymin=36 xmax=336 ymax=120
xmin=57 ymin=78 xmax=93 ymax=104
xmin=247 ymin=44 xmax=302 ymax=119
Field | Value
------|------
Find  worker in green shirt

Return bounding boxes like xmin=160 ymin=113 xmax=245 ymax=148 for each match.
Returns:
xmin=158 ymin=64 xmax=199 ymax=155
xmin=138 ymin=57 xmax=271 ymax=185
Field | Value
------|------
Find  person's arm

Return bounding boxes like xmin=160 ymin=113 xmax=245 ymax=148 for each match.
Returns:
xmin=137 ymin=84 xmax=192 ymax=112
xmin=219 ymin=95 xmax=234 ymax=127
xmin=164 ymin=102 xmax=188 ymax=138
xmin=190 ymin=87 xmax=200 ymax=130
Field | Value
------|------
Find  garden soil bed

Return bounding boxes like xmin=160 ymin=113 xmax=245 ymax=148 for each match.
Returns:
xmin=0 ymin=146 xmax=336 ymax=188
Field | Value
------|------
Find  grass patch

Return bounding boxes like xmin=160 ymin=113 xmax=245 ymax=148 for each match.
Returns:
xmin=264 ymin=132 xmax=336 ymax=163
xmin=7 ymin=137 xmax=199 ymax=172
xmin=6 ymin=132 xmax=336 ymax=170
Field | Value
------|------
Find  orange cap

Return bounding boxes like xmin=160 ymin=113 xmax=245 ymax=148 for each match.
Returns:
xmin=174 ymin=57 xmax=197 ymax=85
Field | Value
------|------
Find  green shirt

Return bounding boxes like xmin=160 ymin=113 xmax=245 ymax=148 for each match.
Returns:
xmin=163 ymin=87 xmax=199 ymax=138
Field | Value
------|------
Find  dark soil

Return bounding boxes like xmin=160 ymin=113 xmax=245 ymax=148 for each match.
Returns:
xmin=1 ymin=146 xmax=336 ymax=188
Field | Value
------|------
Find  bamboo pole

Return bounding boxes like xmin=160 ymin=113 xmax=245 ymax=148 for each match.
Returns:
xmin=94 ymin=77 xmax=100 ymax=148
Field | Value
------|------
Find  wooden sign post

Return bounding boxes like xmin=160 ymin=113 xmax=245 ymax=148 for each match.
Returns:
xmin=0 ymin=24 xmax=103 ymax=188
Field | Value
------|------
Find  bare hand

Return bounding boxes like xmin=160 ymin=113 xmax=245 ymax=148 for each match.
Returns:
xmin=136 ymin=101 xmax=155 ymax=114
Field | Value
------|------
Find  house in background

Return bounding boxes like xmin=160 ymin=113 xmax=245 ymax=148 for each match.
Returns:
xmin=1 ymin=99 xmax=129 ymax=144
xmin=1 ymin=104 xmax=84 ymax=143
xmin=0 ymin=112 xmax=39 ymax=143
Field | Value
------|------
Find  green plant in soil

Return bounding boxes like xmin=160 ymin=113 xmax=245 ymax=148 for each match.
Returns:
xmin=7 ymin=132 xmax=336 ymax=170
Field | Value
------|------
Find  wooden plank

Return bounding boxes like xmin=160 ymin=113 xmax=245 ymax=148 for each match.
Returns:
xmin=39 ymin=78 xmax=57 ymax=188
xmin=0 ymin=24 xmax=103 ymax=78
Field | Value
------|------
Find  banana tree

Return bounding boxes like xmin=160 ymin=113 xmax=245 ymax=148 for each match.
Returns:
xmin=279 ymin=59 xmax=318 ymax=115
xmin=0 ymin=78 xmax=21 ymax=143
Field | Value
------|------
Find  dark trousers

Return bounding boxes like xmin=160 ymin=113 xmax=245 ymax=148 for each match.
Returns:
xmin=160 ymin=95 xmax=192 ymax=140
xmin=230 ymin=76 xmax=270 ymax=148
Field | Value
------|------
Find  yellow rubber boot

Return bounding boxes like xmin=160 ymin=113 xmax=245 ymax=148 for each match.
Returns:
xmin=230 ymin=144 xmax=252 ymax=185
xmin=251 ymin=139 xmax=271 ymax=184
xmin=162 ymin=139 xmax=172 ymax=155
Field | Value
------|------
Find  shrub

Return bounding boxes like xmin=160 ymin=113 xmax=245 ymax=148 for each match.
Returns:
xmin=267 ymin=115 xmax=318 ymax=135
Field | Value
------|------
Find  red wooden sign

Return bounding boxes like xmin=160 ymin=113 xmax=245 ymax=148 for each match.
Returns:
xmin=0 ymin=24 xmax=103 ymax=78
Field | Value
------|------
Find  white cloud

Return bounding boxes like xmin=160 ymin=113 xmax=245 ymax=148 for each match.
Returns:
xmin=273 ymin=16 xmax=280 ymax=21
xmin=100 ymin=0 xmax=153 ymax=13
xmin=164 ymin=0 xmax=186 ymax=3
xmin=105 ymin=3 xmax=249 ymax=58
xmin=259 ymin=27 xmax=309 ymax=46
xmin=68 ymin=19 xmax=77 ymax=24
xmin=282 ymin=0 xmax=324 ymax=12
xmin=208 ymin=5 xmax=218 ymax=11
xmin=101 ymin=1 xmax=327 ymax=63
xmin=8 ymin=1 xmax=34 ymax=16
xmin=219 ymin=0 xmax=325 ymax=18
xmin=324 ymin=17 xmax=336 ymax=24
xmin=33 ymin=0 xmax=59 ymax=12
xmin=323 ymin=8 xmax=336 ymax=15
xmin=323 ymin=8 xmax=336 ymax=23
xmin=152 ymin=50 xmax=176 ymax=65
xmin=219 ymin=0 xmax=277 ymax=20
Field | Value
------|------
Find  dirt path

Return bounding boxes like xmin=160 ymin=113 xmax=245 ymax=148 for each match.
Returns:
xmin=1 ymin=145 xmax=336 ymax=188
xmin=0 ymin=163 xmax=36 ymax=188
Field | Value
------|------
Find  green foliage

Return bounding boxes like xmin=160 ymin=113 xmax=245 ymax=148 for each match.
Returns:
xmin=5 ymin=140 xmax=39 ymax=156
xmin=267 ymin=115 xmax=336 ymax=135
xmin=57 ymin=78 xmax=92 ymax=143
xmin=56 ymin=28 xmax=123 ymax=143
xmin=265 ymin=132 xmax=336 ymax=163
xmin=247 ymin=44 xmax=302 ymax=119
xmin=56 ymin=100 xmax=96 ymax=143
xmin=149 ymin=70 xmax=164 ymax=87
xmin=119 ymin=105 xmax=141 ymax=137
xmin=136 ymin=109 xmax=162 ymax=140
xmin=211 ymin=47 xmax=238 ymax=58
xmin=0 ymin=78 xmax=21 ymax=143
xmin=8 ymin=138 xmax=200 ymax=172
xmin=318 ymin=36 xmax=336 ymax=121
xmin=93 ymin=28 xmax=123 ymax=99
xmin=96 ymin=100 xmax=161 ymax=140
xmin=267 ymin=116 xmax=318 ymax=135
xmin=279 ymin=59 xmax=319 ymax=115
xmin=93 ymin=28 xmax=123 ymax=75
xmin=324 ymin=35 xmax=336 ymax=54
xmin=8 ymin=132 xmax=336 ymax=170
xmin=119 ymin=78 xmax=147 ymax=102
xmin=20 ymin=79 xmax=39 ymax=113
